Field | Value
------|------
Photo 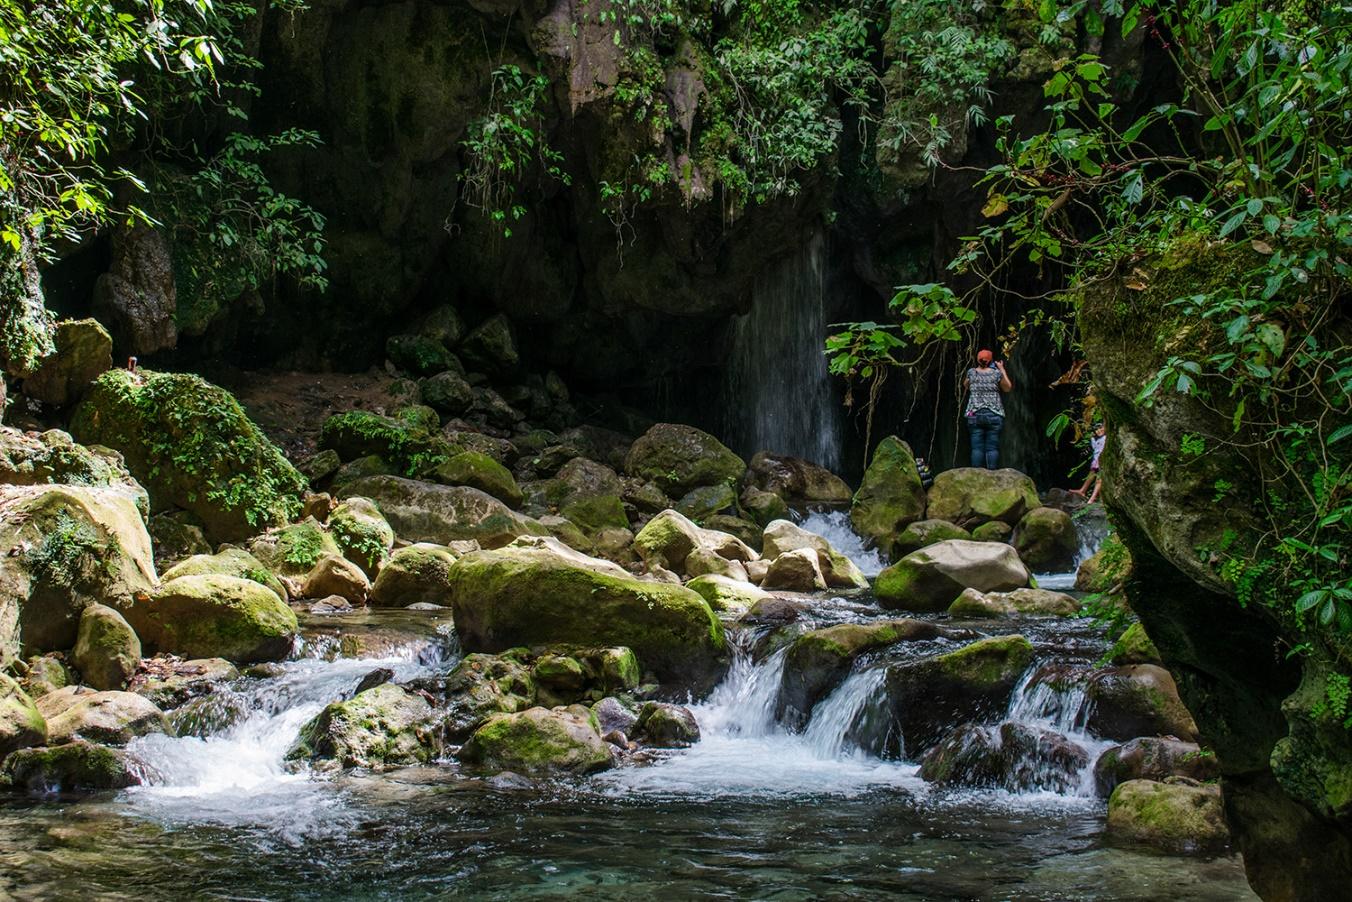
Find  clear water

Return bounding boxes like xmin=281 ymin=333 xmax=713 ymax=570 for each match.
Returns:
xmin=0 ymin=525 xmax=1257 ymax=900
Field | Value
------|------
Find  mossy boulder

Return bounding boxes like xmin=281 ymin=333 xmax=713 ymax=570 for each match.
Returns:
xmin=338 ymin=476 xmax=547 ymax=548
xmin=0 ymin=484 xmax=157 ymax=661
xmin=554 ymin=457 xmax=624 ymax=504
xmin=419 ymin=370 xmax=475 ymax=416
xmin=432 ymin=650 xmax=536 ymax=739
xmin=970 ymin=520 xmax=1013 ymax=543
xmin=1095 ymin=738 xmax=1219 ymax=797
xmin=394 ymin=404 xmax=441 ymax=434
xmin=148 ymin=511 xmax=212 ymax=567
xmin=675 ymin=483 xmax=738 ymax=521
xmin=245 ymin=520 xmax=342 ymax=579
xmin=926 ymin=467 xmax=1040 ymax=528
xmin=24 ymin=318 xmax=113 ymax=407
xmin=762 ymin=519 xmax=867 ymax=589
xmin=458 ymin=313 xmax=520 ymax=376
xmin=893 ymin=519 xmax=971 ymax=556
xmin=875 ymin=539 xmax=1031 ymax=612
xmin=386 ymin=333 xmax=458 ymax=376
xmin=430 ymin=451 xmax=523 ymax=508
xmin=127 ymin=574 xmax=298 ymax=663
xmin=301 ymin=553 xmax=371 ymax=606
xmin=162 ymin=548 xmax=287 ymax=603
xmin=850 ymin=436 xmax=927 ymax=547
xmin=1107 ymin=622 xmax=1163 ymax=665
xmin=70 ymin=369 xmax=306 ymax=542
xmin=884 ymin=635 xmax=1035 ymax=753
xmin=918 ymin=722 xmax=1089 ymax=794
xmin=559 ymin=494 xmax=629 ymax=533
xmin=0 ymin=427 xmax=146 ymax=510
xmin=298 ymin=448 xmax=342 ymax=486
xmin=702 ymin=515 xmax=762 ymax=552
xmin=72 ymin=604 xmax=141 ymax=691
xmin=459 ymin=705 xmax=611 ymax=775
xmin=37 ymin=686 xmax=171 ymax=745
xmin=948 ymin=587 xmax=1079 ymax=619
xmin=0 ymin=674 xmax=45 ymax=757
xmin=447 ymin=539 xmax=728 ymax=693
xmin=624 ymin=423 xmax=745 ymax=496
xmin=331 ymin=454 xmax=397 ymax=488
xmin=633 ymin=701 xmax=700 ymax=747
xmin=328 ymin=496 xmax=395 ymax=576
xmin=632 ymin=509 xmax=756 ymax=575
xmin=288 ymin=683 xmax=439 ymax=768
xmin=745 ymin=451 xmax=852 ymax=503
xmin=3 ymin=741 xmax=141 ymax=792
xmin=1075 ymin=532 xmax=1133 ymax=593
xmin=739 ymin=487 xmax=790 ymax=527
xmin=1106 ymin=779 xmax=1229 ymax=855
xmin=686 ymin=574 xmax=770 ymax=615
xmin=1086 ymin=664 xmax=1199 ymax=742
xmin=318 ymin=410 xmax=455 ymax=477
xmin=778 ymin=619 xmax=948 ymax=729
xmin=131 ymin=657 xmax=239 ymax=709
xmin=19 ymin=654 xmax=73 ymax=699
xmin=1013 ymin=506 xmax=1079 ymax=572
xmin=369 ymin=544 xmax=458 ymax=607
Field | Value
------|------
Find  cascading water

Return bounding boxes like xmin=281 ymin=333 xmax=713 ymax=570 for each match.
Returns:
xmin=797 ymin=509 xmax=888 ymax=577
xmin=721 ymin=231 xmax=842 ymax=470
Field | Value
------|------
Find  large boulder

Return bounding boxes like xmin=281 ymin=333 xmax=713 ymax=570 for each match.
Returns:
xmin=948 ymin=587 xmax=1079 ymax=619
xmin=301 ymin=553 xmax=371 ymax=606
xmin=686 ymin=574 xmax=770 ymax=615
xmin=430 ymin=650 xmax=536 ymax=740
xmin=1106 ymin=622 xmax=1163 ymax=666
xmin=72 ymin=604 xmax=141 ymax=691
xmin=744 ymin=451 xmax=851 ymax=503
xmin=318 ymin=410 xmax=456 ymax=477
xmin=892 ymin=519 xmax=971 ymax=556
xmin=926 ymin=468 xmax=1040 ymax=528
xmin=1086 ymin=665 xmax=1200 ymax=742
xmin=850 ymin=436 xmax=926 ymax=547
xmin=447 ymin=539 xmax=728 ymax=692
xmin=1095 ymin=737 xmax=1220 ymax=797
xmin=883 ymin=635 xmax=1035 ymax=754
xmin=37 ymin=686 xmax=171 ymax=745
xmin=287 ymin=683 xmax=440 ymax=768
xmin=338 ymin=476 xmax=546 ymax=548
xmin=0 ymin=428 xmax=146 ymax=509
xmin=458 ymin=313 xmax=520 ymax=376
xmin=161 ymin=548 xmax=287 ymax=603
xmin=632 ymin=509 xmax=756 ymax=575
xmin=126 ymin=574 xmax=298 ymax=663
xmin=70 ymin=369 xmax=306 ymax=541
xmin=1013 ymin=506 xmax=1079 ymax=572
xmin=874 ymin=540 xmax=1031 ymax=611
xmin=327 ymin=496 xmax=395 ymax=576
xmin=430 ymin=451 xmax=523 ymax=508
xmin=761 ymin=519 xmax=867 ymax=589
xmin=633 ymin=701 xmax=700 ymax=747
xmin=624 ymin=424 xmax=745 ymax=496
xmin=459 ymin=705 xmax=611 ymax=774
xmin=369 ymin=543 xmax=458 ymax=607
xmin=2 ymin=740 xmax=141 ymax=792
xmin=1106 ymin=779 xmax=1230 ymax=855
xmin=919 ymin=721 xmax=1089 ymax=794
xmin=245 ymin=520 xmax=342 ymax=579
xmin=0 ymin=674 xmax=45 ymax=757
xmin=24 ymin=319 xmax=112 ymax=407
xmin=90 ymin=223 xmax=176 ymax=356
xmin=0 ymin=484 xmax=157 ymax=661
xmin=760 ymin=548 xmax=827 ymax=592
xmin=419 ymin=370 xmax=475 ymax=416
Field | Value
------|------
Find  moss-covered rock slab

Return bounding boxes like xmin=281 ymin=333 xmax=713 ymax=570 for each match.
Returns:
xmin=850 ymin=436 xmax=926 ymax=547
xmin=338 ymin=476 xmax=547 ymax=548
xmin=926 ymin=467 xmax=1040 ymax=528
xmin=430 ymin=451 xmax=523 ymax=508
xmin=37 ymin=686 xmax=171 ymax=745
xmin=624 ymin=424 xmax=745 ymax=496
xmin=3 ymin=740 xmax=141 ymax=792
xmin=288 ymin=683 xmax=439 ymax=768
xmin=127 ymin=574 xmax=298 ymax=663
xmin=1106 ymin=779 xmax=1229 ymax=855
xmin=459 ymin=705 xmax=611 ymax=775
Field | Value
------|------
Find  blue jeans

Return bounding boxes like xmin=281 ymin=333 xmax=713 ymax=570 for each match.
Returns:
xmin=966 ymin=411 xmax=1003 ymax=469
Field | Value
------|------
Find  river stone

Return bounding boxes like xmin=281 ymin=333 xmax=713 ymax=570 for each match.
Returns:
xmin=1106 ymin=622 xmax=1163 ymax=666
xmin=162 ymin=548 xmax=287 ymax=603
xmin=633 ymin=701 xmax=700 ymax=747
xmin=447 ymin=538 xmax=727 ymax=693
xmin=739 ymin=487 xmax=790 ymax=527
xmin=131 ymin=657 xmax=240 ymax=708
xmin=926 ymin=468 xmax=1040 ymax=528
xmin=245 ymin=520 xmax=342 ymax=579
xmin=0 ymin=674 xmax=45 ymax=757
xmin=919 ymin=722 xmax=1088 ymax=794
xmin=970 ymin=520 xmax=1013 ymax=543
xmin=430 ymin=451 xmax=523 ymax=508
xmin=70 ymin=368 xmax=307 ymax=542
xmin=702 ymin=515 xmax=762 ymax=552
xmin=591 ymin=526 xmax=637 ymax=565
xmin=458 ymin=313 xmax=520 ymax=376
xmin=745 ymin=451 xmax=852 ymax=504
xmin=0 ymin=483 xmax=157 ymax=661
xmin=686 ymin=574 xmax=770 ymax=615
xmin=37 ymin=686 xmax=171 ymax=745
xmin=1095 ymin=738 xmax=1219 ymax=797
xmin=893 ymin=519 xmax=971 ymax=556
xmin=948 ymin=587 xmax=1079 ymax=619
xmin=1106 ymin=779 xmax=1229 ymax=854
xmin=632 ymin=509 xmax=757 ymax=575
xmin=623 ymin=478 xmax=672 ymax=515
xmin=624 ymin=424 xmax=745 ymax=496
xmin=459 ymin=705 xmax=611 ymax=775
xmin=778 ymin=619 xmax=948 ymax=729
xmin=24 ymin=318 xmax=113 ymax=407
xmin=339 ymin=476 xmax=546 ymax=549
xmin=850 ymin=436 xmax=926 ymax=547
xmin=302 ymin=553 xmax=371 ymax=606
xmin=430 ymin=650 xmax=536 ymax=740
xmin=419 ymin=371 xmax=475 ymax=416
xmin=328 ymin=496 xmax=395 ymax=576
xmin=2 ymin=741 xmax=141 ymax=792
xmin=875 ymin=540 xmax=1031 ymax=611
xmin=883 ymin=635 xmax=1035 ymax=754
xmin=1086 ymin=665 xmax=1199 ymax=741
xmin=386 ymin=333 xmax=458 ymax=376
xmin=559 ymin=494 xmax=629 ymax=533
xmin=538 ymin=514 xmax=594 ymax=553
xmin=554 ymin=457 xmax=624 ymax=504
xmin=288 ymin=683 xmax=439 ymax=768
xmin=761 ymin=519 xmax=867 ymax=589
xmin=675 ymin=483 xmax=738 ymax=521
xmin=1013 ymin=506 xmax=1079 ymax=572
xmin=369 ymin=544 xmax=458 ymax=607
xmin=127 ymin=574 xmax=298 ymax=663
xmin=72 ymin=604 xmax=141 ymax=691
xmin=761 ymin=548 xmax=827 ymax=592
xmin=593 ymin=696 xmax=639 ymax=736
xmin=683 ymin=547 xmax=749 ymax=582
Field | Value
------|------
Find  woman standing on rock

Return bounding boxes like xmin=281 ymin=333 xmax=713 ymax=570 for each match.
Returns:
xmin=963 ymin=349 xmax=1012 ymax=469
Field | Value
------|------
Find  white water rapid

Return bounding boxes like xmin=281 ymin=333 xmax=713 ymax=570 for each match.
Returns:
xmin=797 ymin=509 xmax=888 ymax=576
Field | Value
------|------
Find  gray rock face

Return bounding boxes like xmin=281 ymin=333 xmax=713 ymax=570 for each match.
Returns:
xmin=338 ymin=476 xmax=546 ymax=548
xmin=91 ymin=224 xmax=177 ymax=355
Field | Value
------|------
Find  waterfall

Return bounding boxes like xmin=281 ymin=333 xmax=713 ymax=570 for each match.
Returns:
xmin=722 ymin=232 xmax=842 ymax=470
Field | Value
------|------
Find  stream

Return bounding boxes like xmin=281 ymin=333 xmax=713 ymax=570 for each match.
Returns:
xmin=0 ymin=517 xmax=1256 ymax=900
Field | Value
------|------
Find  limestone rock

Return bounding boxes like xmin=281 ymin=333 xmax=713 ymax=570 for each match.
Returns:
xmin=302 ymin=553 xmax=371 ymax=606
xmin=926 ymin=467 xmax=1040 ymax=528
xmin=624 ymin=424 xmax=745 ymax=496
xmin=761 ymin=519 xmax=867 ymax=589
xmin=90 ymin=224 xmax=177 ymax=355
xmin=419 ymin=370 xmax=475 ymax=416
xmin=739 ymin=487 xmax=790 ymax=527
xmin=288 ymin=683 xmax=439 ymax=768
xmin=328 ymin=496 xmax=395 ymax=575
xmin=72 ymin=604 xmax=141 ymax=691
xmin=948 ymin=587 xmax=1079 ymax=619
xmin=850 ymin=436 xmax=926 ymax=547
xmin=0 ymin=428 xmax=146 ymax=509
xmin=745 ymin=451 xmax=852 ymax=503
xmin=162 ymin=548 xmax=287 ymax=603
xmin=761 ymin=548 xmax=827 ymax=592
xmin=686 ymin=574 xmax=770 ymax=615
xmin=338 ymin=476 xmax=547 ymax=548
xmin=245 ymin=520 xmax=342 ymax=579
xmin=633 ymin=701 xmax=700 ymax=747
xmin=1013 ymin=506 xmax=1079 ymax=572
xmin=893 ymin=519 xmax=971 ymax=556
xmin=875 ymin=539 xmax=1031 ymax=612
xmin=37 ymin=686 xmax=171 ymax=745
xmin=0 ymin=673 xmax=45 ymax=757
xmin=1095 ymin=737 xmax=1219 ymax=797
xmin=632 ymin=509 xmax=756 ymax=576
xmin=1106 ymin=779 xmax=1229 ymax=855
xmin=1086 ymin=664 xmax=1199 ymax=742
xmin=148 ymin=512 xmax=212 ymax=568
xmin=369 ymin=544 xmax=458 ymax=608
xmin=24 ymin=319 xmax=112 ymax=407
xmin=970 ymin=520 xmax=1013 ymax=543
xmin=127 ymin=574 xmax=298 ymax=663
xmin=3 ymin=740 xmax=142 ymax=793
xmin=430 ymin=451 xmax=523 ymax=508
xmin=675 ymin=483 xmax=738 ymax=521
xmin=460 ymin=706 xmax=611 ymax=775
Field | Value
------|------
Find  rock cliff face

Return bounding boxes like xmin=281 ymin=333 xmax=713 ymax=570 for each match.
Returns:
xmin=1079 ymin=249 xmax=1352 ymax=901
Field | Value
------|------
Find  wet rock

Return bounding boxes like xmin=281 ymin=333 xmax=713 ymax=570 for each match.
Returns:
xmin=37 ymin=686 xmax=171 ymax=745
xmin=1013 ymin=506 xmax=1079 ymax=572
xmin=0 ymin=674 xmax=46 ymax=756
xmin=163 ymin=548 xmax=288 ymax=603
xmin=353 ymin=667 xmax=395 ymax=696
xmin=559 ymin=494 xmax=629 ymax=533
xmin=460 ymin=705 xmax=611 ymax=775
xmin=127 ymin=575 xmax=298 ymax=663
xmin=339 ymin=476 xmax=546 ymax=548
xmin=917 ymin=723 xmax=1005 ymax=786
xmin=72 ymin=604 xmax=140 ymax=691
xmin=1074 ymin=532 xmax=1132 ymax=593
xmin=850 ymin=436 xmax=926 ymax=548
xmin=448 ymin=538 xmax=727 ymax=693
xmin=131 ymin=657 xmax=240 ymax=708
xmin=761 ymin=519 xmax=867 ymax=589
xmin=458 ymin=313 xmax=520 ymax=376
xmin=592 ymin=696 xmax=639 ymax=736
xmin=686 ymin=574 xmax=770 ymax=615
xmin=633 ymin=701 xmax=700 ymax=747
xmin=739 ymin=487 xmax=790 ymax=527
xmin=429 ymin=651 xmax=536 ymax=739
xmin=624 ymin=424 xmax=745 ymax=496
xmin=948 ymin=587 xmax=1079 ymax=619
xmin=920 ymin=722 xmax=1089 ymax=794
xmin=926 ymin=468 xmax=1040 ymax=528
xmin=970 ymin=520 xmax=1013 ymax=543
xmin=1086 ymin=665 xmax=1199 ymax=742
xmin=2 ymin=740 xmax=141 ymax=792
xmin=288 ymin=683 xmax=440 ymax=768
xmin=369 ymin=543 xmax=458 ymax=607
xmin=1095 ymin=737 xmax=1219 ymax=797
xmin=884 ymin=635 xmax=1035 ymax=753
xmin=1106 ymin=621 xmax=1162 ymax=665
xmin=301 ymin=553 xmax=371 ymax=606
xmin=761 ymin=548 xmax=827 ymax=592
xmin=245 ymin=519 xmax=342 ymax=579
xmin=632 ymin=509 xmax=756 ymax=576
xmin=675 ymin=483 xmax=738 ymax=521
xmin=430 ymin=451 xmax=523 ymax=508
xmin=893 ymin=519 xmax=972 ymax=556
xmin=875 ymin=539 xmax=1031 ymax=612
xmin=1106 ymin=779 xmax=1229 ymax=854
xmin=24 ymin=319 xmax=112 ymax=407
xmin=328 ymin=496 xmax=395 ymax=576
xmin=745 ymin=451 xmax=852 ymax=504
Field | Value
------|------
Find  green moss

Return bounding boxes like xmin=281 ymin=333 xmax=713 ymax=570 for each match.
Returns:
xmin=161 ymin=548 xmax=287 ymax=603
xmin=319 ymin=410 xmax=453 ymax=477
xmin=1107 ymin=622 xmax=1162 ymax=665
xmin=130 ymin=574 xmax=298 ymax=663
xmin=329 ymin=498 xmax=395 ymax=575
xmin=560 ymin=494 xmax=629 ymax=533
xmin=935 ymin=635 xmax=1034 ymax=689
xmin=431 ymin=451 xmax=523 ymax=508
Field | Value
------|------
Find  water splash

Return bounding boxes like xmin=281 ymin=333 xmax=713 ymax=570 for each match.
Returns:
xmin=798 ymin=509 xmax=888 ymax=577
